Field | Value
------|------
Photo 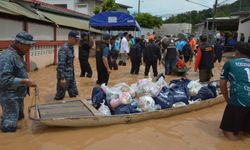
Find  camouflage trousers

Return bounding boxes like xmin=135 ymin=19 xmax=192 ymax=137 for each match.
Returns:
xmin=55 ymin=78 xmax=79 ymax=99
xmin=0 ymin=97 xmax=24 ymax=132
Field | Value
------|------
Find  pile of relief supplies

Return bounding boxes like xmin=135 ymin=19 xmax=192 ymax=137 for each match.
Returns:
xmin=91 ymin=74 xmax=218 ymax=116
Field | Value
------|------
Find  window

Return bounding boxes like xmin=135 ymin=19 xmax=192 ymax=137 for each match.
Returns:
xmin=76 ymin=3 xmax=87 ymax=8
xmin=54 ymin=4 xmax=67 ymax=9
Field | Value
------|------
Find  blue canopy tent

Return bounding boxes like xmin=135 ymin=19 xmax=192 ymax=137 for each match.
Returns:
xmin=89 ymin=11 xmax=141 ymax=31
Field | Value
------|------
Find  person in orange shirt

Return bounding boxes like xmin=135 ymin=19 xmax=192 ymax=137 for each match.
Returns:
xmin=195 ymin=35 xmax=214 ymax=82
xmin=189 ymin=35 xmax=196 ymax=63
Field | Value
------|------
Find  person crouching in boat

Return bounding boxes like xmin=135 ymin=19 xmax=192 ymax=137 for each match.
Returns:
xmin=220 ymin=42 xmax=250 ymax=140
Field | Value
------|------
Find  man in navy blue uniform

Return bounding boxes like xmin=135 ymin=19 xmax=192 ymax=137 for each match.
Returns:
xmin=79 ymin=31 xmax=93 ymax=78
xmin=0 ymin=32 xmax=36 ymax=132
xmin=54 ymin=31 xmax=80 ymax=100
xmin=95 ymin=34 xmax=111 ymax=85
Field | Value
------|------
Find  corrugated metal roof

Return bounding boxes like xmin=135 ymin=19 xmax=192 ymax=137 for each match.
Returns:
xmin=0 ymin=6 xmax=17 ymax=15
xmin=41 ymin=11 xmax=100 ymax=33
xmin=0 ymin=1 xmax=100 ymax=33
xmin=0 ymin=0 xmax=48 ymax=22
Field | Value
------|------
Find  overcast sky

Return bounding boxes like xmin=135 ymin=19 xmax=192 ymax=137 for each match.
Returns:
xmin=116 ymin=0 xmax=237 ymax=16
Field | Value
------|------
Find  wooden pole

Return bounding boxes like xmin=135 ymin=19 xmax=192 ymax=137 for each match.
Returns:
xmin=53 ymin=26 xmax=57 ymax=65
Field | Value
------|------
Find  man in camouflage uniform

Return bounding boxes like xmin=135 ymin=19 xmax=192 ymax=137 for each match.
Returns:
xmin=0 ymin=32 xmax=36 ymax=132
xmin=54 ymin=31 xmax=80 ymax=100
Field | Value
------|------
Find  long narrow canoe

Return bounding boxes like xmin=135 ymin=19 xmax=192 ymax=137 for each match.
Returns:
xmin=29 ymin=95 xmax=224 ymax=127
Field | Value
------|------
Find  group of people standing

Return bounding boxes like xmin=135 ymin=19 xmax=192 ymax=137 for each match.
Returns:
xmin=1 ymin=30 xmax=250 ymax=139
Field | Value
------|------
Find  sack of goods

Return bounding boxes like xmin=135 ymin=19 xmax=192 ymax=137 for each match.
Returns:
xmin=91 ymin=76 xmax=218 ymax=116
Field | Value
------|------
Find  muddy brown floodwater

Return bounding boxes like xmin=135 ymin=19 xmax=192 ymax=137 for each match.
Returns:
xmin=0 ymin=57 xmax=250 ymax=150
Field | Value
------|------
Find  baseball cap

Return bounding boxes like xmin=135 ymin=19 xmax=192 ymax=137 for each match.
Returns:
xmin=68 ymin=30 xmax=80 ymax=40
xmin=15 ymin=32 xmax=35 ymax=45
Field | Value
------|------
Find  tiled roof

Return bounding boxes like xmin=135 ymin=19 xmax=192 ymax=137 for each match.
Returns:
xmin=22 ymin=0 xmax=91 ymax=19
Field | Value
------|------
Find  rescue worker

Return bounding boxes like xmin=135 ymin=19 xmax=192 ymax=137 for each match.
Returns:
xmin=129 ymin=38 xmax=142 ymax=75
xmin=143 ymin=35 xmax=161 ymax=77
xmin=195 ymin=35 xmax=214 ymax=82
xmin=96 ymin=34 xmax=112 ymax=85
xmin=79 ymin=31 xmax=93 ymax=78
xmin=54 ymin=31 xmax=80 ymax=100
xmin=163 ymin=39 xmax=179 ymax=75
xmin=214 ymin=39 xmax=224 ymax=64
xmin=0 ymin=32 xmax=36 ymax=132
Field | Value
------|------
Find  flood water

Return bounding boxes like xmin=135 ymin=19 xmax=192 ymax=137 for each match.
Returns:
xmin=0 ymin=57 xmax=249 ymax=150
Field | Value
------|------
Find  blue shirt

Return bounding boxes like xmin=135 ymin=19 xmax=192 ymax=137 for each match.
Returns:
xmin=176 ymin=40 xmax=187 ymax=52
xmin=103 ymin=47 xmax=109 ymax=57
xmin=114 ymin=39 xmax=121 ymax=52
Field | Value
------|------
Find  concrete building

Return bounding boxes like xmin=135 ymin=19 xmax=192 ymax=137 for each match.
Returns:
xmin=232 ymin=11 xmax=250 ymax=42
xmin=39 ymin=0 xmax=132 ymax=16
xmin=195 ymin=16 xmax=239 ymax=36
xmin=154 ymin=23 xmax=192 ymax=37
xmin=0 ymin=0 xmax=100 ymax=71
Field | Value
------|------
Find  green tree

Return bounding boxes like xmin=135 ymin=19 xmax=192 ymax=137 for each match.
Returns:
xmin=93 ymin=0 xmax=119 ymax=14
xmin=135 ymin=13 xmax=163 ymax=28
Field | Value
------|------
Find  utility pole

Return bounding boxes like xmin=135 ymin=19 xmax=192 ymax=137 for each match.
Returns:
xmin=212 ymin=0 xmax=218 ymax=43
xmin=138 ymin=0 xmax=141 ymax=14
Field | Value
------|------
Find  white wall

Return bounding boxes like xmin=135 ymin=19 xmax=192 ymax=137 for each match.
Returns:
xmin=238 ymin=17 xmax=250 ymax=42
xmin=75 ymin=1 xmax=89 ymax=14
xmin=28 ymin=23 xmax=54 ymax=40
xmin=56 ymin=27 xmax=72 ymax=40
xmin=0 ymin=18 xmax=23 ymax=40
xmin=30 ymin=46 xmax=54 ymax=68
xmin=140 ymin=27 xmax=154 ymax=37
xmin=154 ymin=23 xmax=192 ymax=37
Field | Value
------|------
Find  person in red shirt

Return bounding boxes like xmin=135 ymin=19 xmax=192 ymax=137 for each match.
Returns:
xmin=195 ymin=35 xmax=214 ymax=82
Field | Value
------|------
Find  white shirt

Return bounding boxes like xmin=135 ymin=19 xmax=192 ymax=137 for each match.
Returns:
xmin=120 ymin=37 xmax=129 ymax=53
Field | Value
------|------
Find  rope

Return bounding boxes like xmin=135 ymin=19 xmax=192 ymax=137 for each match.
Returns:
xmin=30 ymin=86 xmax=40 ymax=118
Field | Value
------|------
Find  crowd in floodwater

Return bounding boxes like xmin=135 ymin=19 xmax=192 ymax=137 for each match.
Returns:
xmin=0 ymin=30 xmax=250 ymax=142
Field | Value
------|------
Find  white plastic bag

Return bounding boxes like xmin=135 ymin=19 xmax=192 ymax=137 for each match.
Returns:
xmin=187 ymin=80 xmax=202 ymax=96
xmin=173 ymin=102 xmax=186 ymax=108
xmin=136 ymin=79 xmax=161 ymax=96
xmin=119 ymin=92 xmax=133 ymax=104
xmin=143 ymin=81 xmax=161 ymax=97
xmin=113 ymin=83 xmax=136 ymax=98
xmin=98 ymin=100 xmax=111 ymax=116
xmin=101 ymin=84 xmax=119 ymax=101
xmin=155 ymin=76 xmax=168 ymax=88
xmin=137 ymin=96 xmax=156 ymax=112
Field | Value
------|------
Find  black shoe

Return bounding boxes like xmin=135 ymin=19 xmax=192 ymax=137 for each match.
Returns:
xmin=122 ymin=62 xmax=126 ymax=66
xmin=118 ymin=61 xmax=123 ymax=65
xmin=80 ymin=74 xmax=85 ymax=77
xmin=1 ymin=127 xmax=16 ymax=133
xmin=54 ymin=96 xmax=63 ymax=100
xmin=86 ymin=74 xmax=92 ymax=78
xmin=69 ymin=95 xmax=77 ymax=98
xmin=114 ymin=67 xmax=118 ymax=70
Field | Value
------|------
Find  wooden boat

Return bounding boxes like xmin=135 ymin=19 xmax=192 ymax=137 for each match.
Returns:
xmin=28 ymin=96 xmax=224 ymax=127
